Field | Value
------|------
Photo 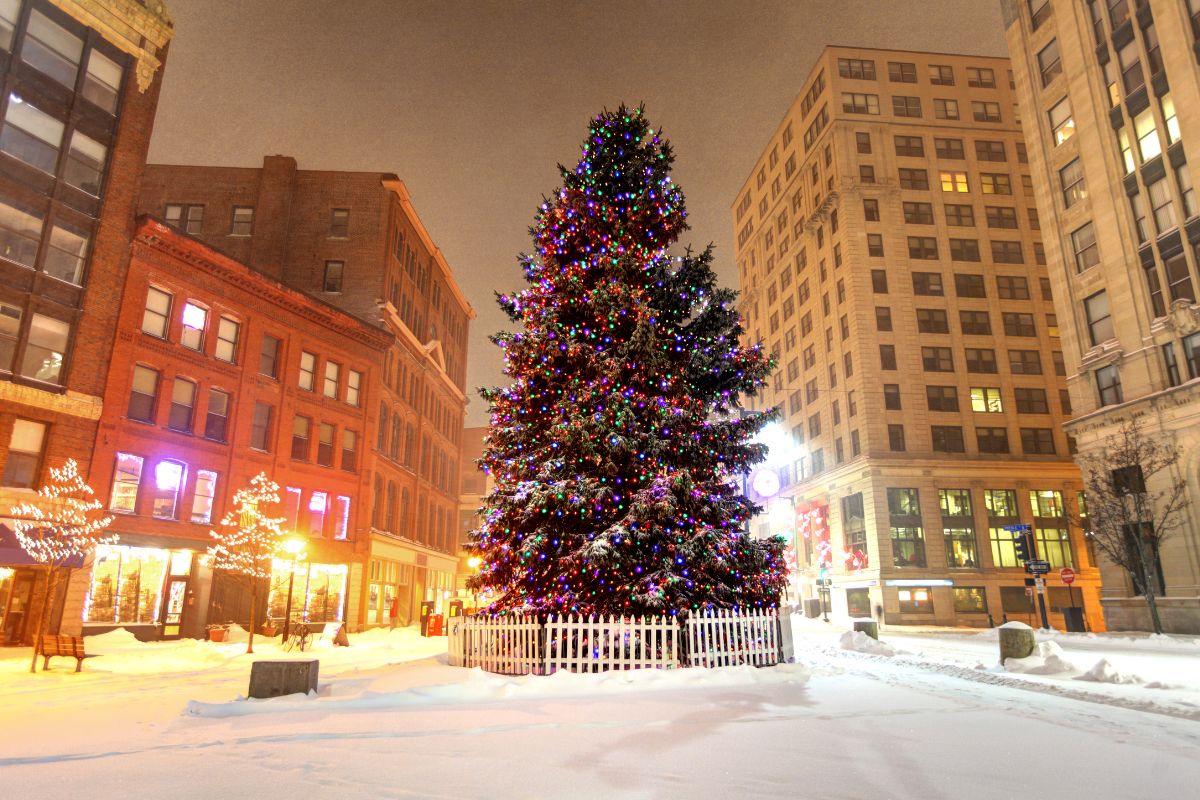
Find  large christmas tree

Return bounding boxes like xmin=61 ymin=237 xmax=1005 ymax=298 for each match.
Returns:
xmin=469 ymin=105 xmax=786 ymax=617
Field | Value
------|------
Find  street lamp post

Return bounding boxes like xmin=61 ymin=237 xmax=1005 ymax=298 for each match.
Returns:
xmin=281 ymin=538 xmax=305 ymax=641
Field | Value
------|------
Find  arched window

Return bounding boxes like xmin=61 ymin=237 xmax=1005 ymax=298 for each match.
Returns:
xmin=400 ymin=487 xmax=411 ymax=532
xmin=377 ymin=402 xmax=388 ymax=451
xmin=386 ymin=481 xmax=397 ymax=533
xmin=372 ymin=474 xmax=383 ymax=528
xmin=390 ymin=414 xmax=402 ymax=460
xmin=404 ymin=423 xmax=416 ymax=466
xmin=151 ymin=459 xmax=187 ymax=520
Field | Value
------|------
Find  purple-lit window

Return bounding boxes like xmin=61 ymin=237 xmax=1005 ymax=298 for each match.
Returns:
xmin=151 ymin=459 xmax=186 ymax=520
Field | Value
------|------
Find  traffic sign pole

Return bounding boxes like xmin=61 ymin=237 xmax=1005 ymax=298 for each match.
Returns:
xmin=1034 ymin=576 xmax=1049 ymax=629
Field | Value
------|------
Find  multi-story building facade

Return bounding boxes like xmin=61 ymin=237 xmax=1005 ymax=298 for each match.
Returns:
xmin=1004 ymin=0 xmax=1200 ymax=633
xmin=136 ymin=157 xmax=474 ymax=628
xmin=80 ymin=217 xmax=389 ymax=640
xmin=735 ymin=46 xmax=1101 ymax=628
xmin=0 ymin=0 xmax=173 ymax=645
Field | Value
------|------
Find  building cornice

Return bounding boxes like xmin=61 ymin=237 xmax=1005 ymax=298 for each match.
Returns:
xmin=381 ymin=178 xmax=477 ymax=321
xmin=134 ymin=218 xmax=394 ymax=352
xmin=48 ymin=0 xmax=174 ymax=91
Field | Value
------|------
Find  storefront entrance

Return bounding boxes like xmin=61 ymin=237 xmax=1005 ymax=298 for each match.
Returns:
xmin=1 ymin=569 xmax=34 ymax=645
xmin=161 ymin=577 xmax=189 ymax=638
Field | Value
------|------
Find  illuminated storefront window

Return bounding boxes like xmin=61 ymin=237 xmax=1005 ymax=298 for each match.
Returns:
xmin=84 ymin=545 xmax=191 ymax=625
xmin=267 ymin=561 xmax=347 ymax=623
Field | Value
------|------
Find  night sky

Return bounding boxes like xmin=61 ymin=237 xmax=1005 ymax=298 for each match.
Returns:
xmin=149 ymin=0 xmax=1007 ymax=425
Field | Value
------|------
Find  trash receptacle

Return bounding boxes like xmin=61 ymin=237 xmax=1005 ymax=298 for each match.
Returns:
xmin=428 ymin=613 xmax=444 ymax=637
xmin=419 ymin=601 xmax=436 ymax=636
xmin=803 ymin=598 xmax=822 ymax=619
xmin=1060 ymin=606 xmax=1085 ymax=633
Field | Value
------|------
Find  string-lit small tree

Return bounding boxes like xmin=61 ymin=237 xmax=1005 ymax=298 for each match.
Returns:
xmin=207 ymin=473 xmax=285 ymax=654
xmin=8 ymin=459 xmax=116 ymax=673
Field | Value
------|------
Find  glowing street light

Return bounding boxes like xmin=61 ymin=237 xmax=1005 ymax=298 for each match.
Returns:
xmin=281 ymin=537 xmax=306 ymax=641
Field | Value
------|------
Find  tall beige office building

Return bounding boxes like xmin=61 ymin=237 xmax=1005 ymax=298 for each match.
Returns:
xmin=734 ymin=46 xmax=1101 ymax=628
xmin=1003 ymin=0 xmax=1200 ymax=633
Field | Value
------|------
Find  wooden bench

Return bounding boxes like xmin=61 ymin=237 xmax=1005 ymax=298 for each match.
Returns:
xmin=40 ymin=634 xmax=96 ymax=672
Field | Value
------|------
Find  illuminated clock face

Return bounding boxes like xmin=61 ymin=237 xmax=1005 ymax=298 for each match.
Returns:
xmin=751 ymin=468 xmax=781 ymax=498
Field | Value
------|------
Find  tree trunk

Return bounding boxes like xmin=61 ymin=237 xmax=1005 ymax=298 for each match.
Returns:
xmin=247 ymin=580 xmax=257 ymax=654
xmin=1133 ymin=535 xmax=1164 ymax=635
xmin=29 ymin=566 xmax=61 ymax=674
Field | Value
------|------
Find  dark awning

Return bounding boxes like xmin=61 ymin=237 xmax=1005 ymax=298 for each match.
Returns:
xmin=0 ymin=520 xmax=85 ymax=569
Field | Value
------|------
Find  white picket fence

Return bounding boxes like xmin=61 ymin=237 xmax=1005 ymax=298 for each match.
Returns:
xmin=686 ymin=607 xmax=780 ymax=668
xmin=544 ymin=614 xmax=678 ymax=673
xmin=447 ymin=607 xmax=781 ymax=675
xmin=447 ymin=614 xmax=541 ymax=674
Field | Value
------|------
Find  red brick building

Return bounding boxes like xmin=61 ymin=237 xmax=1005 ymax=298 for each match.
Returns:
xmin=79 ymin=217 xmax=391 ymax=640
xmin=137 ymin=157 xmax=475 ymax=627
xmin=0 ymin=0 xmax=173 ymax=645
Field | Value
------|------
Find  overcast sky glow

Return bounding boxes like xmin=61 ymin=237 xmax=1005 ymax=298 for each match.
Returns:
xmin=149 ymin=0 xmax=1007 ymax=425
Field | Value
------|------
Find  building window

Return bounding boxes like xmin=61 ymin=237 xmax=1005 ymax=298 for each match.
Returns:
xmin=949 ymin=239 xmax=980 ymax=262
xmin=895 ymin=135 xmax=924 ymax=157
xmin=970 ymin=387 xmax=1003 ymax=413
xmin=1084 ymin=291 xmax=1114 ymax=345
xmin=1 ymin=94 xmax=65 ymax=175
xmin=259 ymin=335 xmax=281 ymax=378
xmin=996 ymin=275 xmax=1029 ymax=299
xmin=967 ymin=67 xmax=996 ymax=88
xmin=908 ymin=237 xmax=938 ymax=259
xmin=976 ymin=426 xmax=1010 ymax=454
xmin=250 ymin=402 xmax=273 ymax=451
xmin=972 ymin=102 xmax=1002 ymax=123
xmin=329 ymin=208 xmax=350 ymax=238
xmin=888 ymin=488 xmax=925 ymax=567
xmin=932 ymin=425 xmax=965 ymax=453
xmin=897 ymin=587 xmax=934 ymax=613
xmin=965 ymin=348 xmax=998 ymax=374
xmin=867 ymin=234 xmax=884 ymax=257
xmin=1 ymin=418 xmax=46 ymax=488
xmin=317 ymin=422 xmax=335 ymax=467
xmin=888 ymin=424 xmax=906 ymax=451
xmin=858 ymin=165 xmax=875 ymax=184
xmin=955 ymin=273 xmax=985 ymax=298
xmin=940 ymin=171 xmax=968 ymax=193
xmin=986 ymin=206 xmax=1017 ymax=229
xmin=1021 ymin=428 xmax=1056 ymax=455
xmin=876 ymin=306 xmax=893 ymax=331
xmin=84 ymin=545 xmax=176 ymax=625
xmin=180 ymin=303 xmax=207 ymax=351
xmin=165 ymin=204 xmax=204 ymax=235
xmin=960 ymin=310 xmax=991 ymax=335
xmin=189 ymin=469 xmax=218 ymax=525
xmin=884 ymin=383 xmax=902 ymax=410
xmin=215 ymin=316 xmax=239 ymax=363
xmin=935 ymin=137 xmax=964 ymax=159
xmin=929 ymin=64 xmax=954 ymax=85
xmin=109 ymin=453 xmax=143 ymax=513
xmin=863 ymin=198 xmax=879 ymax=221
xmin=282 ymin=486 xmax=302 ymax=533
xmin=204 ymin=388 xmax=230 ymax=441
xmin=1002 ymin=312 xmax=1035 ymax=337
xmin=880 ymin=344 xmax=897 ymax=370
xmin=346 ymin=369 xmax=361 ymax=406
xmin=167 ymin=378 xmax=196 ymax=432
xmin=871 ymin=270 xmax=888 ymax=293
xmin=1071 ymin=223 xmax=1099 ymax=272
xmin=333 ymin=495 xmax=351 ymax=540
xmin=323 ymin=260 xmax=344 ymax=293
xmin=1147 ymin=178 xmax=1176 ymax=234
xmin=1014 ymin=387 xmax=1049 ymax=414
xmin=323 ymin=361 xmax=340 ymax=399
xmin=986 ymin=488 xmax=1021 ymax=567
xmin=1060 ymin=159 xmax=1087 ymax=208
xmin=940 ymin=489 xmax=977 ymax=568
xmin=922 ymin=346 xmax=953 ymax=372
xmin=1184 ymin=332 xmax=1200 ymax=380
xmin=934 ymin=98 xmax=959 ymax=120
xmin=1037 ymin=39 xmax=1062 ymax=86
xmin=127 ymin=365 xmax=159 ymax=423
xmin=299 ymin=351 xmax=316 ymax=390
xmin=975 ymin=141 xmax=1006 ymax=162
xmin=980 ymin=173 xmax=1012 ymax=196
xmin=142 ymin=287 xmax=172 ymax=338
xmin=903 ymin=201 xmax=933 ymax=224
xmin=342 ymin=429 xmax=358 ymax=472
xmin=1008 ymin=350 xmax=1042 ymax=375
xmin=899 ymin=168 xmax=929 ymax=190
xmin=917 ymin=308 xmax=949 ymax=334
xmin=838 ymin=58 xmax=876 ymax=80
xmin=925 ymin=385 xmax=957 ymax=412
xmin=1096 ymin=364 xmax=1122 ymax=406
xmin=842 ymin=92 xmax=880 ymax=115
xmin=954 ymin=587 xmax=988 ymax=614
xmin=887 ymin=60 xmax=916 ymax=82
xmin=83 ymin=49 xmax=123 ymax=113
xmin=1030 ymin=490 xmax=1072 ymax=569
xmin=230 ymin=206 xmax=254 ymax=236
xmin=151 ymin=460 xmax=186 ymax=520
xmin=291 ymin=416 xmax=311 ymax=460
xmin=912 ymin=272 xmax=943 ymax=296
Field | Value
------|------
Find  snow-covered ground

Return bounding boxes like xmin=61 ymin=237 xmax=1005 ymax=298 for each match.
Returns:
xmin=2 ymin=618 xmax=1198 ymax=799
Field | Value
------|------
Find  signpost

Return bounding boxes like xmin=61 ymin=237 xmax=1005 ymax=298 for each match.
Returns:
xmin=1059 ymin=567 xmax=1083 ymax=632
xmin=1004 ymin=524 xmax=1050 ymax=629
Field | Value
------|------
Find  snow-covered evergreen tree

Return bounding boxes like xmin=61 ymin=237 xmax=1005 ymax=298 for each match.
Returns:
xmin=469 ymin=106 xmax=786 ymax=617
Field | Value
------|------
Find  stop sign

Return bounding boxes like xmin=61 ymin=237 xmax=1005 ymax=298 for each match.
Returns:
xmin=1060 ymin=567 xmax=1076 ymax=585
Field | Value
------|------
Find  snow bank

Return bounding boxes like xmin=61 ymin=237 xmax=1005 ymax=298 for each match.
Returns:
xmin=1075 ymin=659 xmax=1144 ymax=686
xmin=1004 ymin=641 xmax=1077 ymax=675
xmin=839 ymin=630 xmax=895 ymax=656
xmin=184 ymin=662 xmax=812 ymax=719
